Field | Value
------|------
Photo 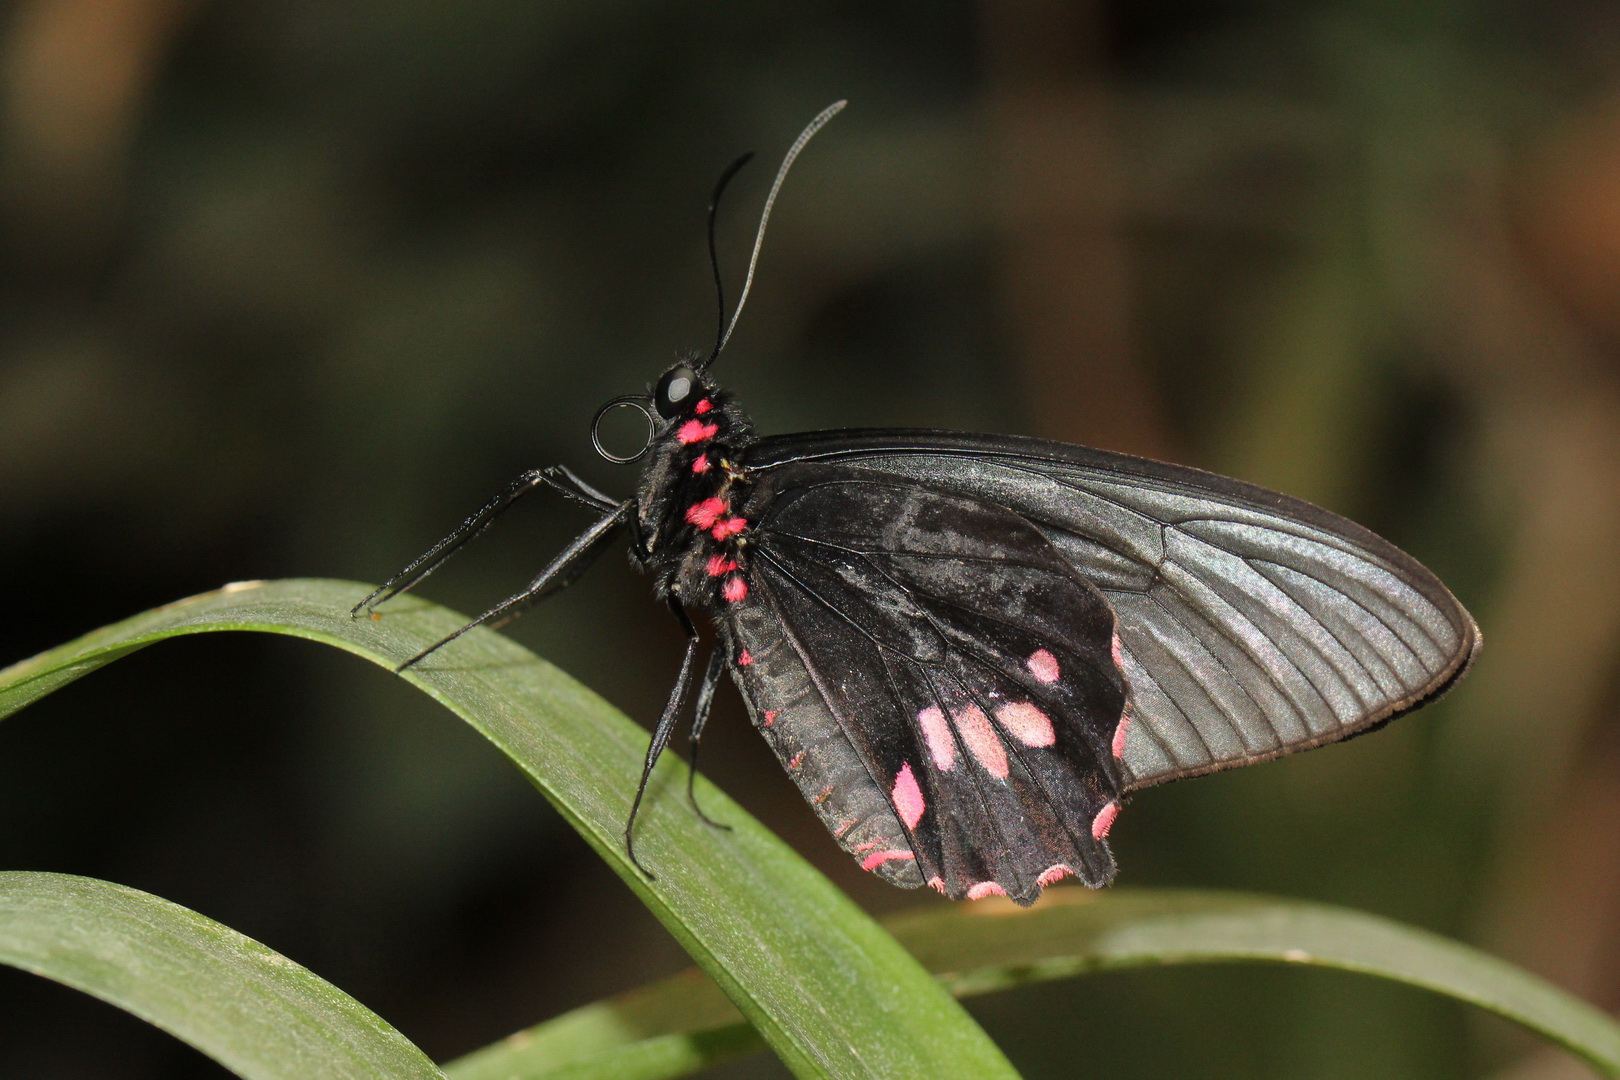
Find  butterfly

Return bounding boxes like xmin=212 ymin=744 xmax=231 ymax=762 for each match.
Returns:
xmin=354 ymin=103 xmax=1480 ymax=905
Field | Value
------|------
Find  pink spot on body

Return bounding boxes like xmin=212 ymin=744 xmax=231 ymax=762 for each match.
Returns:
xmin=706 ymin=554 xmax=737 ymax=576
xmin=737 ymin=649 xmax=753 ymax=666
xmin=1026 ymin=648 xmax=1060 ymax=684
xmin=891 ymin=762 xmax=926 ymax=829
xmin=928 ymin=876 xmax=948 ymax=894
xmin=954 ymin=705 xmax=1008 ymax=778
xmin=691 ymin=454 xmax=711 ymax=474
xmin=916 ymin=706 xmax=957 ymax=771
xmin=694 ymin=398 xmax=713 ymax=414
xmin=994 ymin=702 xmax=1055 ymax=747
xmin=1112 ymin=710 xmax=1131 ymax=758
xmin=861 ymin=849 xmax=916 ymax=871
xmin=1092 ymin=801 xmax=1120 ymax=839
xmin=686 ymin=497 xmax=728 ymax=529
xmin=967 ymin=882 xmax=1008 ymax=900
xmin=722 ymin=576 xmax=748 ymax=603
xmin=1038 ymin=864 xmax=1075 ymax=888
xmin=710 ymin=516 xmax=748 ymax=540
xmin=677 ymin=420 xmax=719 ymax=444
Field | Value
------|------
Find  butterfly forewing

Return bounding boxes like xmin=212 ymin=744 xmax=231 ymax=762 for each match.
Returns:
xmin=742 ymin=431 xmax=1480 ymax=793
xmin=725 ymin=468 xmax=1128 ymax=902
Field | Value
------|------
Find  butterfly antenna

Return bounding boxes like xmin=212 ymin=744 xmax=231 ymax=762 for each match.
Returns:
xmin=704 ymin=152 xmax=755 ymax=366
xmin=700 ymin=99 xmax=847 ymax=371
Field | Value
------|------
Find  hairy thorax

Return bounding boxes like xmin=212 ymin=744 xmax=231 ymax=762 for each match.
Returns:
xmin=632 ymin=379 xmax=758 ymax=611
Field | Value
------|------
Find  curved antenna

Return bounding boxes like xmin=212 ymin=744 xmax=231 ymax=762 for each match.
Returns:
xmin=700 ymin=100 xmax=848 ymax=370
xmin=704 ymin=152 xmax=755 ymax=365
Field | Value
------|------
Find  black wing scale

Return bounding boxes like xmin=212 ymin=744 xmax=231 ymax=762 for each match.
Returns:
xmin=723 ymin=430 xmax=1477 ymax=901
xmin=725 ymin=467 xmax=1128 ymax=902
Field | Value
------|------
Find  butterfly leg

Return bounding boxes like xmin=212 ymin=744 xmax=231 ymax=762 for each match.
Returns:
xmin=685 ymin=645 xmax=731 ymax=830
xmin=352 ymin=465 xmax=620 ymax=618
xmin=394 ymin=499 xmax=634 ymax=671
xmin=625 ymin=597 xmax=704 ymax=879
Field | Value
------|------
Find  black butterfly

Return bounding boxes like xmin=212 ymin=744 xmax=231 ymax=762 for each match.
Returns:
xmin=355 ymin=103 xmax=1480 ymax=906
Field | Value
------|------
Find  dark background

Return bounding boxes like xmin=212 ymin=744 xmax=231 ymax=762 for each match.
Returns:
xmin=2 ymin=1 xmax=1618 ymax=1077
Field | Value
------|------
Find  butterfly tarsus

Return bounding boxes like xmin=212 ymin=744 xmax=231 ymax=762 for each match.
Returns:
xmin=625 ymin=597 xmax=705 ymax=877
xmin=685 ymin=646 xmax=732 ymax=830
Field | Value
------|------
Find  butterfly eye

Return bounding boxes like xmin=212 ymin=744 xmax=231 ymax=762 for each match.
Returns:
xmin=654 ymin=365 xmax=699 ymax=419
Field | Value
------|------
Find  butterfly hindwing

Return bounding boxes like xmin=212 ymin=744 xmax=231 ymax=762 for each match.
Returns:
xmin=743 ymin=431 xmax=1481 ymax=793
xmin=725 ymin=467 xmax=1128 ymax=903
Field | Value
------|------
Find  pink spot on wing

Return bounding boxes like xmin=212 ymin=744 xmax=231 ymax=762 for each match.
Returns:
xmin=994 ymin=702 xmax=1055 ymax=747
xmin=722 ymin=576 xmax=748 ymax=603
xmin=891 ymin=762 xmax=926 ymax=829
xmin=1111 ymin=631 xmax=1124 ymax=669
xmin=788 ymin=752 xmax=804 ymax=769
xmin=1112 ymin=709 xmax=1132 ymax=758
xmin=677 ymin=420 xmax=719 ymax=444
xmin=917 ymin=706 xmax=956 ymax=771
xmin=691 ymin=453 xmax=711 ymax=474
xmin=685 ymin=497 xmax=727 ymax=529
xmin=928 ymin=876 xmax=948 ymax=894
xmin=710 ymin=516 xmax=748 ymax=540
xmin=954 ymin=705 xmax=1008 ymax=778
xmin=967 ymin=882 xmax=1008 ymax=900
xmin=1092 ymin=801 xmax=1120 ymax=839
xmin=762 ymin=710 xmax=778 ymax=725
xmin=1038 ymin=864 xmax=1075 ymax=888
xmin=737 ymin=649 xmax=753 ymax=666
xmin=860 ymin=849 xmax=916 ymax=870
xmin=835 ymin=819 xmax=857 ymax=837
xmin=694 ymin=398 xmax=713 ymax=414
xmin=1026 ymin=648 xmax=1060 ymax=684
xmin=706 ymin=554 xmax=737 ymax=576
xmin=853 ymin=840 xmax=880 ymax=853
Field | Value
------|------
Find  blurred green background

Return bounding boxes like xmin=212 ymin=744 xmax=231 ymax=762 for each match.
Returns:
xmin=0 ymin=1 xmax=1615 ymax=1077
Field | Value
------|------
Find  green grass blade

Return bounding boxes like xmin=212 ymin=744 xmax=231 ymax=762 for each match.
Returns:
xmin=0 ymin=871 xmax=445 ymax=1080
xmin=0 ymin=579 xmax=1019 ymax=1080
xmin=445 ymin=889 xmax=1620 ymax=1080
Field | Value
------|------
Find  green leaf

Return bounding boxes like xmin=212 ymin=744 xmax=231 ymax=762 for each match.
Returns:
xmin=0 ymin=871 xmax=444 ymax=1080
xmin=0 ymin=579 xmax=1018 ymax=1080
xmin=445 ymin=890 xmax=1620 ymax=1080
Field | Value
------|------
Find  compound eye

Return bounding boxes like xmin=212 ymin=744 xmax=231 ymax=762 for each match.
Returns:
xmin=654 ymin=365 xmax=699 ymax=419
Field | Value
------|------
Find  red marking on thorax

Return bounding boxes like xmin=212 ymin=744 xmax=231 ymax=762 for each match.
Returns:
xmin=722 ymin=576 xmax=748 ymax=603
xmin=706 ymin=554 xmax=737 ymax=577
xmin=891 ymin=762 xmax=926 ymax=829
xmin=677 ymin=419 xmax=719 ymax=444
xmin=685 ymin=497 xmax=728 ymax=529
xmin=860 ymin=849 xmax=915 ymax=871
xmin=737 ymin=648 xmax=753 ymax=665
xmin=711 ymin=516 xmax=747 ymax=540
xmin=694 ymin=398 xmax=713 ymax=414
xmin=691 ymin=454 xmax=711 ymax=474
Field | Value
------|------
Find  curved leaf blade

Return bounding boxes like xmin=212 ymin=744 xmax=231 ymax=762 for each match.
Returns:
xmin=446 ymin=889 xmax=1620 ymax=1080
xmin=0 ymin=579 xmax=1018 ymax=1080
xmin=0 ymin=871 xmax=444 ymax=1080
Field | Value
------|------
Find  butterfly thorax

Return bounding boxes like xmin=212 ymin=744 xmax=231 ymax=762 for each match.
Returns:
xmin=632 ymin=371 xmax=758 ymax=610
